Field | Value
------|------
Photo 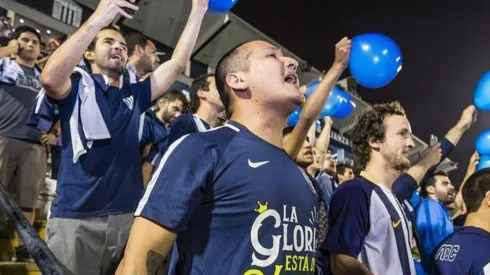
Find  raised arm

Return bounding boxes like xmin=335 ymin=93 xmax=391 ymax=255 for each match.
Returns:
xmin=40 ymin=0 xmax=138 ymax=99
xmin=150 ymin=0 xmax=208 ymax=101
xmin=444 ymin=105 xmax=477 ymax=146
xmin=284 ymin=37 xmax=350 ymax=158
xmin=315 ymin=117 xmax=333 ymax=166
xmin=0 ymin=40 xmax=18 ymax=59
xmin=393 ymin=105 xmax=477 ymax=201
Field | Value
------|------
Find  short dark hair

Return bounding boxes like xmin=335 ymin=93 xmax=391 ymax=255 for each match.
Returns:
xmin=351 ymin=101 xmax=406 ymax=174
xmin=155 ymin=90 xmax=188 ymax=112
xmin=87 ymin=26 xmax=121 ymax=52
xmin=215 ymin=42 xmax=250 ymax=118
xmin=12 ymin=26 xmax=41 ymax=42
xmin=421 ymin=171 xmax=449 ymax=198
xmin=337 ymin=163 xmax=353 ymax=175
xmin=124 ymin=31 xmax=148 ymax=57
xmin=189 ymin=74 xmax=214 ymax=113
xmin=462 ymin=168 xmax=490 ymax=213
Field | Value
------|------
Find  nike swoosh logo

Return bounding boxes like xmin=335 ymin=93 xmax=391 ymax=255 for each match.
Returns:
xmin=392 ymin=219 xmax=401 ymax=228
xmin=248 ymin=159 xmax=270 ymax=168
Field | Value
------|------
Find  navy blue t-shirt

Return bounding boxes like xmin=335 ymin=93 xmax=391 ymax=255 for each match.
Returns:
xmin=136 ymin=121 xmax=322 ymax=274
xmin=148 ymin=113 xmax=210 ymax=166
xmin=50 ymin=74 xmax=152 ymax=218
xmin=432 ymin=226 xmax=490 ymax=275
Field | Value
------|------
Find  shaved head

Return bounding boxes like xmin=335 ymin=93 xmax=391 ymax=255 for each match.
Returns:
xmin=215 ymin=42 xmax=253 ymax=117
xmin=215 ymin=40 xmax=302 ymax=120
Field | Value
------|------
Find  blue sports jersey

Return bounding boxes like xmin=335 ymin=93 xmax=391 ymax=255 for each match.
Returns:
xmin=410 ymin=191 xmax=422 ymax=208
xmin=432 ymin=226 xmax=490 ymax=275
xmin=50 ymin=74 xmax=152 ymax=218
xmin=416 ymin=198 xmax=454 ymax=271
xmin=136 ymin=121 xmax=323 ymax=274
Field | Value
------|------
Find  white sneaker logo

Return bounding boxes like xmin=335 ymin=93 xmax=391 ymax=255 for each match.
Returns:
xmin=248 ymin=159 xmax=270 ymax=168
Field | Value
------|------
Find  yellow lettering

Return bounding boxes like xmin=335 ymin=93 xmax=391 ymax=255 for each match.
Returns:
xmin=273 ymin=265 xmax=283 ymax=275
xmin=302 ymin=254 xmax=309 ymax=271
xmin=310 ymin=257 xmax=316 ymax=271
xmin=285 ymin=255 xmax=292 ymax=271
xmin=292 ymin=255 xmax=298 ymax=271
xmin=243 ymin=269 xmax=263 ymax=275
xmin=297 ymin=256 xmax=304 ymax=271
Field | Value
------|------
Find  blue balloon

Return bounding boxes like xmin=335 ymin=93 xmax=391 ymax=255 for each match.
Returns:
xmin=304 ymin=82 xmax=354 ymax=118
xmin=330 ymin=89 xmax=355 ymax=119
xmin=476 ymin=129 xmax=490 ymax=155
xmin=287 ymin=108 xmax=301 ymax=126
xmin=350 ymin=33 xmax=402 ymax=88
xmin=477 ymin=155 xmax=490 ymax=171
xmin=474 ymin=71 xmax=490 ymax=111
xmin=208 ymin=0 xmax=239 ymax=13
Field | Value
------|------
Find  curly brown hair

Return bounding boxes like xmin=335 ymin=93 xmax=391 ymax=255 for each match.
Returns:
xmin=350 ymin=101 xmax=406 ymax=174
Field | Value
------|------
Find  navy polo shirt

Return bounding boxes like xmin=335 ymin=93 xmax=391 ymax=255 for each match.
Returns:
xmin=148 ymin=113 xmax=210 ymax=166
xmin=49 ymin=73 xmax=152 ymax=218
xmin=136 ymin=121 xmax=322 ymax=274
xmin=141 ymin=111 xmax=168 ymax=156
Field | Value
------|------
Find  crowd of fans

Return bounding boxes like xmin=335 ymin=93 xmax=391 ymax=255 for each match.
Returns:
xmin=0 ymin=0 xmax=489 ymax=274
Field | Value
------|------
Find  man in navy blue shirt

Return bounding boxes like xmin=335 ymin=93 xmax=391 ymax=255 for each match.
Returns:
xmin=125 ymin=31 xmax=159 ymax=81
xmin=432 ymin=168 xmax=490 ymax=275
xmin=141 ymin=90 xmax=187 ymax=184
xmin=144 ymin=74 xmax=223 ymax=174
xmin=39 ymin=0 xmax=208 ymax=273
xmin=118 ymin=40 xmax=324 ymax=274
xmin=167 ymin=74 xmax=223 ymax=144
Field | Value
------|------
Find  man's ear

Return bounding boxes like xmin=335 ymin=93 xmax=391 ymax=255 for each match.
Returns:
xmin=368 ymin=138 xmax=381 ymax=150
xmin=197 ymin=89 xmax=207 ymax=100
xmin=226 ymin=72 xmax=249 ymax=91
xmin=84 ymin=50 xmax=94 ymax=63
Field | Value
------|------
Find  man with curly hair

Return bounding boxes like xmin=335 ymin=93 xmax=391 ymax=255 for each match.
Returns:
xmin=321 ymin=101 xmax=477 ymax=275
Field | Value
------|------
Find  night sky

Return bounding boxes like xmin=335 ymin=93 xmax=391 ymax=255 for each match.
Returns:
xmin=232 ymin=1 xmax=490 ymax=184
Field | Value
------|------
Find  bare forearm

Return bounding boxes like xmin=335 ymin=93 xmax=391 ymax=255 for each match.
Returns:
xmin=406 ymin=163 xmax=432 ymax=186
xmin=284 ymin=65 xmax=344 ymax=157
xmin=41 ymin=20 xmax=100 ymax=98
xmin=172 ymin=9 xmax=205 ymax=71
xmin=444 ymin=121 xmax=468 ymax=146
xmin=300 ymin=64 xmax=344 ymax=122
xmin=142 ymin=162 xmax=154 ymax=188
xmin=150 ymin=9 xmax=205 ymax=101
xmin=316 ymin=122 xmax=332 ymax=165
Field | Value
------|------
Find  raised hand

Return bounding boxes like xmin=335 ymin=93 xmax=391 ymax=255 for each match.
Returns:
xmin=458 ymin=105 xmax=478 ymax=131
xmin=418 ymin=142 xmax=443 ymax=169
xmin=334 ymin=37 xmax=352 ymax=70
xmin=7 ymin=39 xmax=19 ymax=56
xmin=192 ymin=0 xmax=209 ymax=14
xmin=90 ymin=0 xmax=139 ymax=28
